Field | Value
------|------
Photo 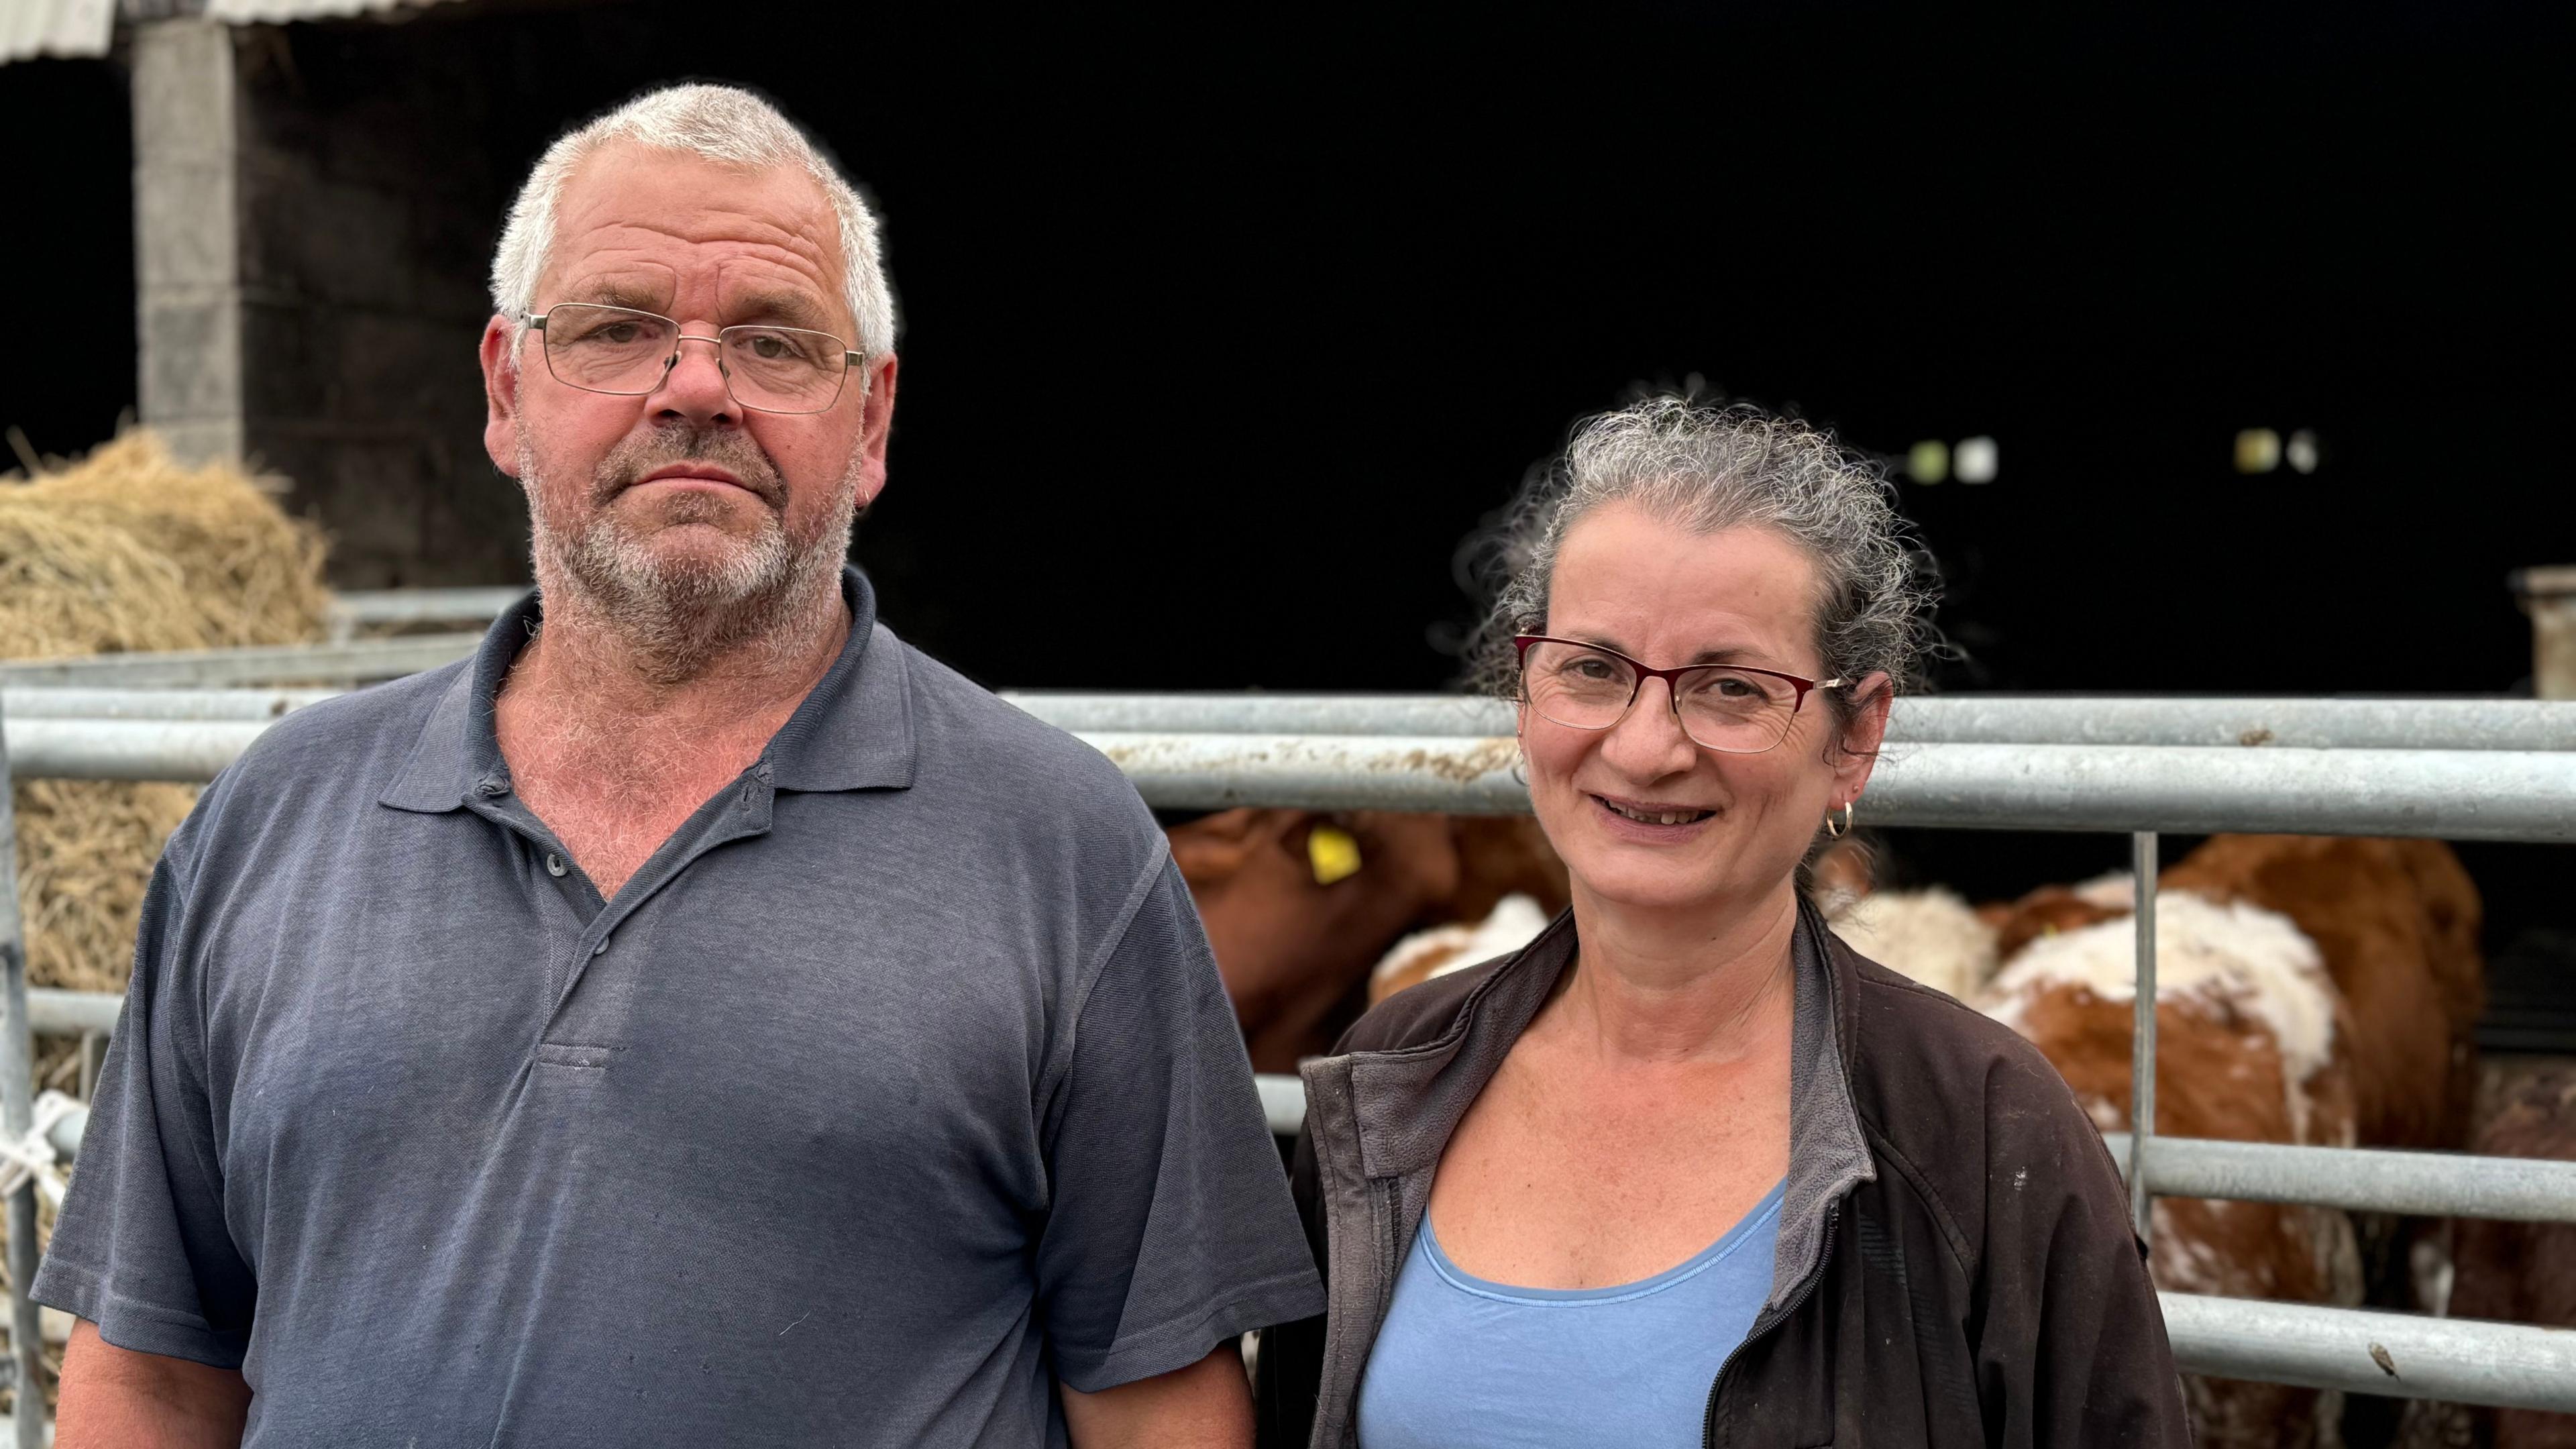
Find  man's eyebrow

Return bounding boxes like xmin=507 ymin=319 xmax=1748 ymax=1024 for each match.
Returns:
xmin=562 ymin=280 xmax=672 ymax=314
xmin=727 ymin=289 xmax=839 ymax=334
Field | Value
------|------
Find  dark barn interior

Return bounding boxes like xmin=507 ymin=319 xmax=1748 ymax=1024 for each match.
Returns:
xmin=7 ymin=0 xmax=2570 ymax=1016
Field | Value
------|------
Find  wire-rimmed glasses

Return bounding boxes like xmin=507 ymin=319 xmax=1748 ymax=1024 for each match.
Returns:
xmin=525 ymin=303 xmax=862 ymax=415
xmin=1513 ymin=635 xmax=1847 ymax=755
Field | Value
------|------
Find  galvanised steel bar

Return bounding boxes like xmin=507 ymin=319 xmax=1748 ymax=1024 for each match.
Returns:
xmin=3 ymin=686 xmax=338 ymax=721
xmin=1004 ymin=692 xmax=1514 ymax=738
xmin=3 ymin=718 xmax=272 ymax=782
xmin=2159 ymin=1293 xmax=2576 ymax=1411
xmin=1088 ymin=733 xmax=1530 ymax=814
xmin=1893 ymin=696 xmax=2576 ymax=752
xmin=326 ymin=587 xmax=526 ymax=627
xmin=1256 ymin=1072 xmax=2576 ymax=1227
xmin=2131 ymin=832 xmax=2159 ymax=1241
xmin=0 ymin=633 xmax=480 ymax=689
xmin=0 ymin=718 xmax=46 ymax=1446
xmin=1862 ymin=743 xmax=2576 ymax=841
xmin=20 ymin=989 xmax=121 ymax=1039
xmin=1095 ymin=736 xmax=2576 ymax=841
xmin=13 ymin=724 xmax=2576 ymax=841
xmin=1009 ymin=693 xmax=2576 ymax=752
xmin=2104 ymin=1133 xmax=2576 ymax=1222
xmin=17 ymin=688 xmax=2576 ymax=752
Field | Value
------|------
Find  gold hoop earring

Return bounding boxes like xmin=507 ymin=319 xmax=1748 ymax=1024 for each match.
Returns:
xmin=1825 ymin=801 xmax=1856 ymax=839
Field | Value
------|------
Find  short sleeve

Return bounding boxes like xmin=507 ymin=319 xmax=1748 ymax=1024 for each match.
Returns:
xmin=30 ymin=827 xmax=258 ymax=1368
xmin=1032 ymin=857 xmax=1326 ymax=1393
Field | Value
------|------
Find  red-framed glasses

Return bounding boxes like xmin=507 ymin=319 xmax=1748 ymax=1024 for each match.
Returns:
xmin=1513 ymin=634 xmax=1847 ymax=755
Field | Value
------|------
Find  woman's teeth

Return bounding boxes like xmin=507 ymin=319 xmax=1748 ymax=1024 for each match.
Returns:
xmin=1603 ymin=798 xmax=1712 ymax=826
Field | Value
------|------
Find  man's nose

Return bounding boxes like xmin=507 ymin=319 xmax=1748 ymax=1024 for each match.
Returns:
xmin=1601 ymin=677 xmax=1701 ymax=776
xmin=647 ymin=333 xmax=739 ymax=427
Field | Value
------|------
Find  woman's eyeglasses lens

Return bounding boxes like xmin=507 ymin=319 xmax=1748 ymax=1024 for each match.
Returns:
xmin=1519 ymin=641 xmax=1799 ymax=753
xmin=537 ymin=303 xmax=851 ymax=415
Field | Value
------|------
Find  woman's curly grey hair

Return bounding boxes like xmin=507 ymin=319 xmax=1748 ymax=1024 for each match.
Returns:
xmin=1464 ymin=396 xmax=1941 ymax=744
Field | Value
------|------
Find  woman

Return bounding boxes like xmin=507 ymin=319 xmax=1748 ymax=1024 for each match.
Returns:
xmin=1254 ymin=398 xmax=2188 ymax=1447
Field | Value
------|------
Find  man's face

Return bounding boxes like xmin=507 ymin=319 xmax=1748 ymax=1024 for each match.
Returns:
xmin=480 ymin=144 xmax=898 ymax=623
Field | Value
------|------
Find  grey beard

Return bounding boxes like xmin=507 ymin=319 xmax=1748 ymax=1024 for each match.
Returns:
xmin=519 ymin=427 xmax=858 ymax=683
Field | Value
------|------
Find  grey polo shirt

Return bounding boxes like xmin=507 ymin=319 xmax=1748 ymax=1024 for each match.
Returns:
xmin=34 ymin=568 xmax=1323 ymax=1448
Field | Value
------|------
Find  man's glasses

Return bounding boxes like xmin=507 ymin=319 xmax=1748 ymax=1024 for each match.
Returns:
xmin=525 ymin=303 xmax=861 ymax=415
xmin=1513 ymin=635 xmax=1847 ymax=755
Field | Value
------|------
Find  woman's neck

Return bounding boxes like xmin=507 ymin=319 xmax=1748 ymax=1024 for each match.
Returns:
xmin=1546 ymin=882 xmax=1803 ymax=1067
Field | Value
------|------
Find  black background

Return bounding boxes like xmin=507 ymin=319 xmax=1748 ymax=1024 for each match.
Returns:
xmin=8 ymin=1 xmax=2569 ymax=928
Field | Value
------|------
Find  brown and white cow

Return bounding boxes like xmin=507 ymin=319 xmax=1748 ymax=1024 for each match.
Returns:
xmin=1820 ymin=834 xmax=2485 ymax=1449
xmin=1170 ymin=810 xmax=1567 ymax=1073
xmin=2450 ymin=1066 xmax=2576 ymax=1449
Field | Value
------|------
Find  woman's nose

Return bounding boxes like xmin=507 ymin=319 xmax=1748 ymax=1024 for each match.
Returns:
xmin=1599 ymin=678 xmax=1701 ymax=776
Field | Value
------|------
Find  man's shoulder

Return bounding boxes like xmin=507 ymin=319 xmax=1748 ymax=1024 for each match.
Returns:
xmin=213 ymin=662 xmax=464 ymax=795
xmin=892 ymin=637 xmax=1152 ymax=820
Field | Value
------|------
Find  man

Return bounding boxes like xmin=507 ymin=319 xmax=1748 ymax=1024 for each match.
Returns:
xmin=34 ymin=83 xmax=1321 ymax=1448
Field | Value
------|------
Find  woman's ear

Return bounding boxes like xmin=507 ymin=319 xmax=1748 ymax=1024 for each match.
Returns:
xmin=1829 ymin=672 xmax=1894 ymax=800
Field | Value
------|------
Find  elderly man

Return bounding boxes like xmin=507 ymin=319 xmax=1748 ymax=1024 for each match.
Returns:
xmin=34 ymin=84 xmax=1320 ymax=1448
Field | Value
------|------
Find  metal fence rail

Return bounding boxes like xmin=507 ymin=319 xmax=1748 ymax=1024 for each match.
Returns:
xmin=1003 ymin=691 xmax=2576 ymax=752
xmin=2104 ymin=1133 xmax=2576 ymax=1222
xmin=17 ymin=716 xmax=2575 ymax=843
xmin=325 ymin=587 xmax=526 ymax=637
xmin=0 ymin=635 xmax=482 ymax=689
xmin=2161 ymin=1293 xmax=2576 ymax=1411
xmin=2 ymin=687 xmax=338 ymax=721
xmin=14 ymin=683 xmax=2576 ymax=753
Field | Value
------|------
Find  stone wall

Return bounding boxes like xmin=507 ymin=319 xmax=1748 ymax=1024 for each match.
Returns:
xmin=132 ymin=13 xmax=529 ymax=588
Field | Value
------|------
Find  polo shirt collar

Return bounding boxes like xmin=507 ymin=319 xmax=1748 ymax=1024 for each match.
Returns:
xmin=379 ymin=565 xmax=913 ymax=813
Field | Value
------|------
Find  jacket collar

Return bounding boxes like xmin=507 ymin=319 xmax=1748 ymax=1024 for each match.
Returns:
xmin=380 ymin=565 xmax=913 ymax=813
xmin=1316 ymin=896 xmax=1876 ymax=1314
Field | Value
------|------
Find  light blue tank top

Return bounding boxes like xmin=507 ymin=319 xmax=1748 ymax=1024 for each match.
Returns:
xmin=1354 ymin=1180 xmax=1786 ymax=1448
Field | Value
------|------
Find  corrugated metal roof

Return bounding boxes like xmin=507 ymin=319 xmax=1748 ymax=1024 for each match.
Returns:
xmin=203 ymin=0 xmax=464 ymax=21
xmin=0 ymin=0 xmax=117 ymax=61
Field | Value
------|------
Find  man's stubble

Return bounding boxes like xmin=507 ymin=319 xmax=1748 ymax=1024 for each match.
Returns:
xmin=515 ymin=417 xmax=862 ymax=684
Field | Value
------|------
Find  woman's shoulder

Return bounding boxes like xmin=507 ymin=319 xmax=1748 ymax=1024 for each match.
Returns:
xmin=1333 ymin=953 xmax=1515 ymax=1056
xmin=1835 ymin=946 xmax=2133 ymax=1213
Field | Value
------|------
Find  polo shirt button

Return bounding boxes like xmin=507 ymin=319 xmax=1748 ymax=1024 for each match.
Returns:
xmin=593 ymin=938 xmax=608 ymax=956
xmin=545 ymin=853 xmax=568 ymax=877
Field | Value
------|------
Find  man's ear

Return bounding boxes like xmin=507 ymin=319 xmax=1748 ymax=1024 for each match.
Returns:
xmin=853 ymin=354 xmax=899 ymax=505
xmin=481 ymin=315 xmax=525 ymax=476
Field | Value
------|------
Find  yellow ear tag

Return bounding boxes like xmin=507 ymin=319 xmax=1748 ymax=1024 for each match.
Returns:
xmin=1308 ymin=824 xmax=1364 ymax=885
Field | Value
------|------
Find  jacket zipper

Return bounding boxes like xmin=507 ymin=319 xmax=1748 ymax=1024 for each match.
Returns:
xmin=1702 ymin=1205 xmax=1839 ymax=1449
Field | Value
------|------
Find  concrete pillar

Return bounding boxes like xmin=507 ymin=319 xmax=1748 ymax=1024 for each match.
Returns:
xmin=129 ymin=18 xmax=244 ymax=466
xmin=2514 ymin=566 xmax=2576 ymax=700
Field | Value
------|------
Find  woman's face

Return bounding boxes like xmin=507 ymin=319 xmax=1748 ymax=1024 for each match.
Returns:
xmin=1519 ymin=503 xmax=1888 ymax=918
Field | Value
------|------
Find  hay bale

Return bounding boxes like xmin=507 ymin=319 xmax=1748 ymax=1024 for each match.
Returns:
xmin=5 ymin=431 xmax=333 ymax=998
xmin=0 ymin=431 xmax=331 ymax=1413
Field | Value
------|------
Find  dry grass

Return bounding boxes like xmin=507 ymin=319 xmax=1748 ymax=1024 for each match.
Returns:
xmin=2 ymin=432 xmax=331 ymax=1408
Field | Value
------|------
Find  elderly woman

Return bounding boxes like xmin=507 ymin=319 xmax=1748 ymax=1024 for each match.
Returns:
xmin=1254 ymin=399 xmax=2188 ymax=1448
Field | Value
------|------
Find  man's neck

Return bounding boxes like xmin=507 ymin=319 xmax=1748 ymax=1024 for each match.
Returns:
xmin=508 ymin=572 xmax=852 ymax=729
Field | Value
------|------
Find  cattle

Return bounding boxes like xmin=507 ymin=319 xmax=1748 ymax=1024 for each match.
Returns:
xmin=1169 ymin=810 xmax=1566 ymax=1072
xmin=1815 ymin=833 xmax=2485 ymax=1449
xmin=1980 ymin=892 xmax=2365 ymax=1449
xmin=2449 ymin=1066 xmax=2576 ymax=1449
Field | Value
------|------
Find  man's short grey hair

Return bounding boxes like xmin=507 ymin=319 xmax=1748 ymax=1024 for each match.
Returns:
xmin=1467 ymin=396 xmax=1940 ymax=733
xmin=490 ymin=83 xmax=896 ymax=359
